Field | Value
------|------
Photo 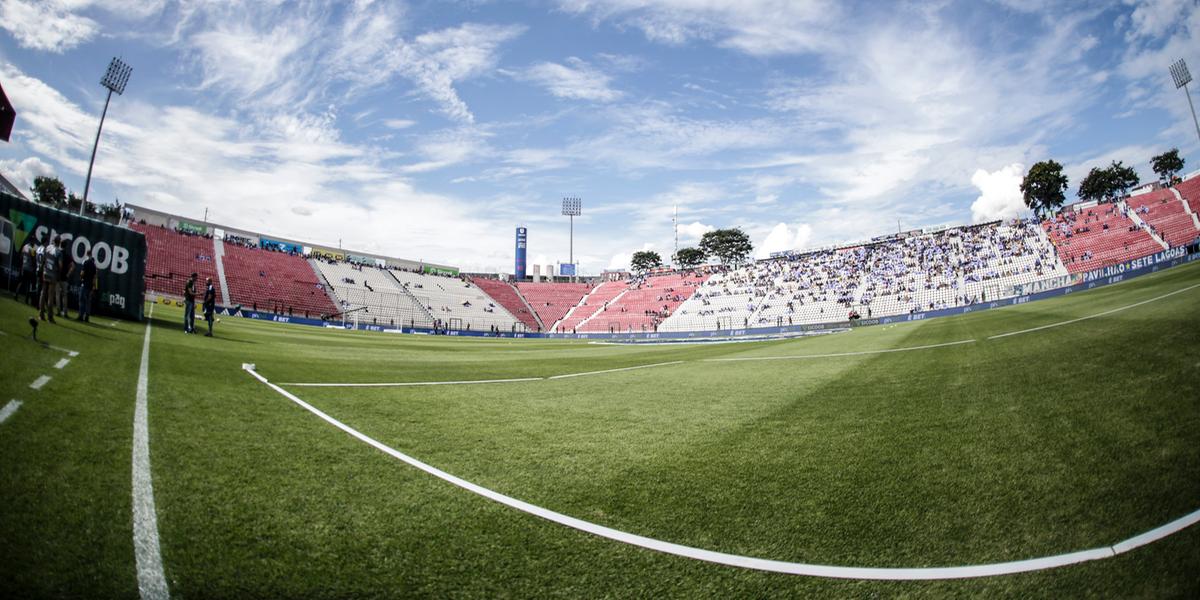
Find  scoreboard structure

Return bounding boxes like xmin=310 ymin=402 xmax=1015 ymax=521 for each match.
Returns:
xmin=515 ymin=226 xmax=527 ymax=280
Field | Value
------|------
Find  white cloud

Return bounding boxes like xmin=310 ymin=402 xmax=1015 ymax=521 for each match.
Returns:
xmin=756 ymin=222 xmax=812 ymax=258
xmin=0 ymin=0 xmax=98 ymax=53
xmin=0 ymin=156 xmax=56 ymax=195
xmin=519 ymin=57 xmax=622 ymax=102
xmin=607 ymin=242 xmax=655 ymax=270
xmin=677 ymin=221 xmax=713 ymax=242
xmin=383 ymin=119 xmax=417 ymax=130
xmin=1125 ymin=0 xmax=1191 ymax=40
xmin=969 ymin=164 xmax=1027 ymax=223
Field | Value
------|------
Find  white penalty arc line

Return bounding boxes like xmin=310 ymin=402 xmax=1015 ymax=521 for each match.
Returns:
xmin=988 ymin=282 xmax=1200 ymax=340
xmin=545 ymin=361 xmax=685 ymax=380
xmin=701 ymin=339 xmax=976 ymax=362
xmin=131 ymin=305 xmax=170 ymax=600
xmin=243 ymin=364 xmax=1200 ymax=580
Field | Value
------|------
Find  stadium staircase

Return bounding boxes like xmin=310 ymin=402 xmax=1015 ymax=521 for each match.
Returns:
xmin=1121 ymin=200 xmax=1170 ymax=250
xmin=212 ymin=236 xmax=232 ymax=304
xmin=554 ymin=281 xmax=625 ymax=332
xmin=1168 ymin=188 xmax=1200 ymax=230
xmin=386 ymin=271 xmax=438 ymax=324
xmin=517 ymin=282 xmax=590 ymax=331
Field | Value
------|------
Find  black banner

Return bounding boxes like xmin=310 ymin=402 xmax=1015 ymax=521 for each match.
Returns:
xmin=0 ymin=193 xmax=146 ymax=320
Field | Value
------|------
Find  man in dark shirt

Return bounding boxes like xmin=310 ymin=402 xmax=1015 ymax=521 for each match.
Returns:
xmin=77 ymin=250 xmax=97 ymax=322
xmin=203 ymin=277 xmax=216 ymax=337
xmin=184 ymin=273 xmax=197 ymax=334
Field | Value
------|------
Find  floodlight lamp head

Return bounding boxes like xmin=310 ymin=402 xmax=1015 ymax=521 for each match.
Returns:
xmin=1170 ymin=58 xmax=1192 ymax=89
xmin=561 ymin=197 xmax=582 ymax=216
xmin=101 ymin=57 xmax=132 ymax=95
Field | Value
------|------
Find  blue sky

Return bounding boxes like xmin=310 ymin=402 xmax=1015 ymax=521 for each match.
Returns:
xmin=1 ymin=0 xmax=1198 ymax=274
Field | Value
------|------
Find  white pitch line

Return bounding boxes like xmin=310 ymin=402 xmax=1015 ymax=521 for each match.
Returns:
xmin=48 ymin=345 xmax=80 ymax=357
xmin=546 ymin=361 xmax=685 ymax=379
xmin=244 ymin=364 xmax=1200 ymax=580
xmin=29 ymin=375 xmax=51 ymax=390
xmin=0 ymin=400 xmax=22 ymax=424
xmin=703 ymin=339 xmax=976 ymax=362
xmin=131 ymin=305 xmax=169 ymax=600
xmin=54 ymin=358 xmax=70 ymax=370
xmin=284 ymin=377 xmax=543 ymax=388
xmin=988 ymin=282 xmax=1200 ymax=340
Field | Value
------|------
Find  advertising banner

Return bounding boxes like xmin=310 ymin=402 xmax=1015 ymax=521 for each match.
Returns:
xmin=0 ymin=193 xmax=145 ymax=320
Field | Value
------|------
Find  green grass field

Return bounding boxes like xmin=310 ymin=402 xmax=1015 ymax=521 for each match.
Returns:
xmin=3 ymin=261 xmax=1200 ymax=598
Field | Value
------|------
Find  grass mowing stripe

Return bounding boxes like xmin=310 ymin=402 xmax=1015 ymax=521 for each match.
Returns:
xmin=988 ymin=282 xmax=1200 ymax=340
xmin=131 ymin=306 xmax=169 ymax=600
xmin=702 ymin=339 xmax=976 ymax=362
xmin=283 ymin=377 xmax=544 ymax=388
xmin=245 ymin=364 xmax=1200 ymax=581
xmin=29 ymin=375 xmax=50 ymax=390
xmin=0 ymin=400 xmax=21 ymax=424
xmin=545 ymin=361 xmax=686 ymax=379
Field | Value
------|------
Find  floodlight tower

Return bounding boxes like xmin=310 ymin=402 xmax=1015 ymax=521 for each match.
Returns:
xmin=562 ymin=197 xmax=581 ymax=279
xmin=81 ymin=57 xmax=132 ymax=215
xmin=1171 ymin=58 xmax=1200 ymax=144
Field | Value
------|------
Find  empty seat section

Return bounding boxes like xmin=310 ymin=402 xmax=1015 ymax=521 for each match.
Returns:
xmin=130 ymin=223 xmax=224 ymax=303
xmin=222 ymin=243 xmax=336 ymax=316
xmin=1043 ymin=204 xmax=1161 ymax=273
xmin=392 ymin=270 xmax=523 ymax=332
xmin=580 ymin=273 xmax=708 ymax=333
xmin=1127 ymin=189 xmax=1200 ymax=248
xmin=515 ymin=282 xmax=591 ymax=330
xmin=554 ymin=281 xmax=624 ymax=332
xmin=471 ymin=278 xmax=541 ymax=330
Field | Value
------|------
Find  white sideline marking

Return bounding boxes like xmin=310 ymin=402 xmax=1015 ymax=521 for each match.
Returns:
xmin=244 ymin=364 xmax=1200 ymax=580
xmin=30 ymin=375 xmax=50 ymax=390
xmin=546 ymin=361 xmax=685 ymax=379
xmin=703 ymin=340 xmax=976 ymax=362
xmin=284 ymin=377 xmax=543 ymax=388
xmin=48 ymin=345 xmax=80 ymax=357
xmin=54 ymin=358 xmax=70 ymax=370
xmin=0 ymin=400 xmax=22 ymax=424
xmin=989 ymin=283 xmax=1200 ymax=340
xmin=132 ymin=305 xmax=169 ymax=600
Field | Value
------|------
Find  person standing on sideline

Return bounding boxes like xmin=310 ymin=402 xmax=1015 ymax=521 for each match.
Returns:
xmin=38 ymin=235 xmax=60 ymax=323
xmin=77 ymin=249 xmax=97 ymax=322
xmin=203 ymin=276 xmax=216 ymax=337
xmin=56 ymin=237 xmax=74 ymax=319
xmin=184 ymin=272 xmax=197 ymax=334
xmin=15 ymin=244 xmax=37 ymax=304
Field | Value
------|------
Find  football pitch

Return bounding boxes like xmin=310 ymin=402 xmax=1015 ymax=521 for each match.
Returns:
xmin=2 ymin=262 xmax=1199 ymax=598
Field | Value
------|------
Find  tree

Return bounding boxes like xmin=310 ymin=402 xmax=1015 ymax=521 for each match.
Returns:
xmin=699 ymin=228 xmax=753 ymax=266
xmin=1080 ymin=160 xmax=1140 ymax=202
xmin=630 ymin=250 xmax=662 ymax=273
xmin=1107 ymin=160 xmax=1140 ymax=198
xmin=1077 ymin=166 xmax=1112 ymax=203
xmin=1151 ymin=148 xmax=1185 ymax=185
xmin=674 ymin=247 xmax=706 ymax=269
xmin=1019 ymin=160 xmax=1068 ymax=218
xmin=30 ymin=176 xmax=66 ymax=207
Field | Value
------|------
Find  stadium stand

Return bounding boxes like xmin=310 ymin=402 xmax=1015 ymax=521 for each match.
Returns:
xmin=579 ymin=272 xmax=708 ymax=333
xmin=515 ymin=281 xmax=591 ymax=331
xmin=660 ymin=220 xmax=1067 ymax=331
xmin=471 ymin=278 xmax=542 ymax=331
xmin=312 ymin=260 xmax=431 ymax=327
xmin=131 ymin=223 xmax=224 ymax=303
xmin=221 ymin=243 xmax=337 ymax=317
xmin=391 ymin=270 xmax=524 ymax=332
xmin=1043 ymin=203 xmax=1162 ymax=273
xmin=1126 ymin=188 xmax=1200 ymax=248
xmin=554 ymin=281 xmax=626 ymax=332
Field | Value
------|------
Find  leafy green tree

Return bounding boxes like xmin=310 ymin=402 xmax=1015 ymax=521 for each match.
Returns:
xmin=1150 ymin=148 xmax=1185 ymax=185
xmin=1019 ymin=160 xmax=1068 ymax=218
xmin=30 ymin=175 xmax=66 ymax=207
xmin=673 ymin=247 xmax=706 ymax=269
xmin=1080 ymin=160 xmax=1140 ymax=202
xmin=699 ymin=228 xmax=753 ymax=265
xmin=1107 ymin=160 xmax=1140 ymax=198
xmin=1077 ymin=166 xmax=1112 ymax=203
xmin=630 ymin=250 xmax=662 ymax=273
